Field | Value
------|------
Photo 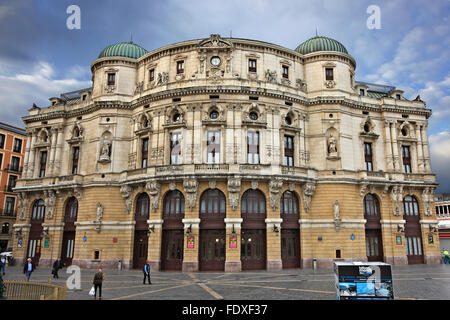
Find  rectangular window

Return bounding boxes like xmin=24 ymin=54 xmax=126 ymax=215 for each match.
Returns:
xmin=170 ymin=132 xmax=181 ymax=164
xmin=248 ymin=59 xmax=257 ymax=73
xmin=72 ymin=146 xmax=79 ymax=175
xmin=39 ymin=151 xmax=47 ymax=177
xmin=177 ymin=60 xmax=184 ymax=74
xmin=107 ymin=73 xmax=115 ymax=85
xmin=364 ymin=142 xmax=373 ymax=171
xmin=360 ymin=89 xmax=365 ymax=96
xmin=0 ymin=153 xmax=3 ymax=169
xmin=0 ymin=134 xmax=4 ymax=149
xmin=207 ymin=131 xmax=220 ymax=164
xmin=5 ymin=197 xmax=15 ymax=215
xmin=10 ymin=156 xmax=20 ymax=171
xmin=282 ymin=65 xmax=289 ymax=79
xmin=149 ymin=69 xmax=155 ymax=82
xmin=7 ymin=175 xmax=17 ymax=192
xmin=13 ymin=138 xmax=22 ymax=153
xmin=402 ymin=145 xmax=411 ymax=173
xmin=284 ymin=135 xmax=294 ymax=167
xmin=396 ymin=94 xmax=401 ymax=100
xmin=142 ymin=138 xmax=149 ymax=168
xmin=325 ymin=68 xmax=334 ymax=81
xmin=247 ymin=131 xmax=260 ymax=164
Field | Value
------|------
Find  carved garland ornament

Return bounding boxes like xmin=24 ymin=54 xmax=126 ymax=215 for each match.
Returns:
xmin=146 ymin=180 xmax=161 ymax=211
xmin=268 ymin=179 xmax=283 ymax=210
xmin=302 ymin=183 xmax=316 ymax=213
xmin=183 ymin=179 xmax=198 ymax=209
xmin=227 ymin=178 xmax=241 ymax=211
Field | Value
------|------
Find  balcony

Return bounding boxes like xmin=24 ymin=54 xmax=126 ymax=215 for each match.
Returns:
xmin=0 ymin=209 xmax=16 ymax=217
xmin=5 ymin=164 xmax=23 ymax=174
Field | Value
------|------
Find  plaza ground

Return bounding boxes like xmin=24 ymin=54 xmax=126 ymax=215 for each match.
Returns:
xmin=2 ymin=264 xmax=450 ymax=300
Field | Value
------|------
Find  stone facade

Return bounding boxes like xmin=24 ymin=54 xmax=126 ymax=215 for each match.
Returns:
xmin=12 ymin=34 xmax=440 ymax=270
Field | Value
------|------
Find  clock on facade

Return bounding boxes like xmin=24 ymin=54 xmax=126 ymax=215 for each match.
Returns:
xmin=210 ymin=56 xmax=221 ymax=66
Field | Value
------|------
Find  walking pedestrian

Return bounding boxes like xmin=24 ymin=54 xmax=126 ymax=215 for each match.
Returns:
xmin=92 ymin=267 xmax=104 ymax=300
xmin=143 ymin=261 xmax=152 ymax=285
xmin=0 ymin=255 xmax=6 ymax=276
xmin=443 ymin=249 xmax=449 ymax=264
xmin=52 ymin=258 xmax=64 ymax=279
xmin=23 ymin=258 xmax=35 ymax=282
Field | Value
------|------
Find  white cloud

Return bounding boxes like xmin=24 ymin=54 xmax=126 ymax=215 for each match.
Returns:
xmin=0 ymin=61 xmax=91 ymax=127
xmin=429 ymin=131 xmax=450 ymax=193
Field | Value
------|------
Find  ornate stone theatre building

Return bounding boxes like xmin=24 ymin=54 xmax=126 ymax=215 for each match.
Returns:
xmin=12 ymin=34 xmax=441 ymax=271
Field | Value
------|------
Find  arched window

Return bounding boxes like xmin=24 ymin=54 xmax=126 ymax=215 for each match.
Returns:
xmin=135 ymin=193 xmax=150 ymax=221
xmin=65 ymin=197 xmax=78 ymax=223
xmin=164 ymin=190 xmax=185 ymax=218
xmin=280 ymin=191 xmax=299 ymax=218
xmin=31 ymin=199 xmax=45 ymax=221
xmin=2 ymin=223 xmax=9 ymax=234
xmin=403 ymin=195 xmax=419 ymax=216
xmin=200 ymin=189 xmax=226 ymax=218
xmin=241 ymin=189 xmax=266 ymax=218
xmin=363 ymin=194 xmax=380 ymax=218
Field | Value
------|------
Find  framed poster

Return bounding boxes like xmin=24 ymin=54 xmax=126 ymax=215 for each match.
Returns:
xmin=18 ymin=237 xmax=23 ymax=248
xmin=187 ymin=236 xmax=195 ymax=248
xmin=44 ymin=237 xmax=50 ymax=248
xmin=396 ymin=236 xmax=402 ymax=245
xmin=229 ymin=236 xmax=237 ymax=248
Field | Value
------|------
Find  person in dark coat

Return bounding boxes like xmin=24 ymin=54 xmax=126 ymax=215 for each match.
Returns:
xmin=23 ymin=258 xmax=36 ymax=282
xmin=92 ymin=268 xmax=104 ymax=300
xmin=52 ymin=258 xmax=64 ymax=279
xmin=143 ymin=261 xmax=152 ymax=285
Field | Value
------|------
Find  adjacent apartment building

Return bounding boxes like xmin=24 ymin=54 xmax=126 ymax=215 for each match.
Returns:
xmin=0 ymin=122 xmax=27 ymax=253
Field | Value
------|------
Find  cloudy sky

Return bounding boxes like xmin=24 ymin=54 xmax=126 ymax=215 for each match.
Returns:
xmin=0 ymin=0 xmax=449 ymax=192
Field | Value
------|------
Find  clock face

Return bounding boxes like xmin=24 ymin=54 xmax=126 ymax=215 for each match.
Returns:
xmin=210 ymin=56 xmax=221 ymax=66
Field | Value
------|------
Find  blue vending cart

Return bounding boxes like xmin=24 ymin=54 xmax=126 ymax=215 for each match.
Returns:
xmin=334 ymin=262 xmax=394 ymax=300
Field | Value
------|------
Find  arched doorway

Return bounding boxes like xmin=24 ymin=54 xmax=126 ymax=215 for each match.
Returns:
xmin=133 ymin=193 xmax=150 ymax=269
xmin=61 ymin=197 xmax=78 ymax=266
xmin=363 ymin=194 xmax=384 ymax=262
xmin=27 ymin=199 xmax=45 ymax=265
xmin=241 ymin=189 xmax=266 ymax=270
xmin=161 ymin=190 xmax=185 ymax=271
xmin=199 ymin=189 xmax=226 ymax=271
xmin=403 ymin=195 xmax=424 ymax=264
xmin=280 ymin=191 xmax=301 ymax=268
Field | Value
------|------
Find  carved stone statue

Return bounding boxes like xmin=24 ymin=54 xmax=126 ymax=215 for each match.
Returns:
xmin=265 ymin=70 xmax=277 ymax=83
xmin=120 ymin=185 xmax=133 ymax=214
xmin=99 ymin=138 xmax=111 ymax=161
xmin=302 ymin=183 xmax=316 ymax=213
xmin=334 ymin=200 xmax=340 ymax=220
xmin=156 ymin=72 xmax=169 ymax=86
xmin=96 ymin=202 xmax=103 ymax=222
xmin=328 ymin=134 xmax=337 ymax=155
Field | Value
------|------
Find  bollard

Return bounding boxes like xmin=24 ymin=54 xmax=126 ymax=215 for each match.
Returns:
xmin=118 ymin=260 xmax=122 ymax=271
xmin=313 ymin=258 xmax=317 ymax=270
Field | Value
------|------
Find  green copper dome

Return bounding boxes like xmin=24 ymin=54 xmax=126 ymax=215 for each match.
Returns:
xmin=98 ymin=41 xmax=148 ymax=59
xmin=295 ymin=36 xmax=348 ymax=55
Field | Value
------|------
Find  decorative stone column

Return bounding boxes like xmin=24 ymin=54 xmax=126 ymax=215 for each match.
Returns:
xmin=390 ymin=121 xmax=400 ymax=171
xmin=265 ymin=218 xmax=283 ymax=270
xmin=421 ymin=124 xmax=431 ymax=172
xmin=48 ymin=127 xmax=58 ymax=176
xmin=224 ymin=218 xmax=243 ymax=272
xmin=182 ymin=218 xmax=200 ymax=272
xmin=384 ymin=121 xmax=394 ymax=171
xmin=53 ymin=126 xmax=64 ymax=175
xmin=26 ymin=132 xmax=37 ymax=178
xmin=147 ymin=219 xmax=164 ymax=271
xmin=22 ymin=131 xmax=32 ymax=178
xmin=415 ymin=123 xmax=424 ymax=172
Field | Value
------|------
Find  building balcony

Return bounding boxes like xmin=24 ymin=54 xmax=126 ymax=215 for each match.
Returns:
xmin=5 ymin=165 xmax=23 ymax=174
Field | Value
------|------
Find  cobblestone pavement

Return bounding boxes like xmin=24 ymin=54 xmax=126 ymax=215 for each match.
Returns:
xmin=2 ymin=264 xmax=450 ymax=300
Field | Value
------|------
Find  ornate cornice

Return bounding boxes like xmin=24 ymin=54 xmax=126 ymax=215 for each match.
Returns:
xmin=22 ymin=86 xmax=431 ymax=124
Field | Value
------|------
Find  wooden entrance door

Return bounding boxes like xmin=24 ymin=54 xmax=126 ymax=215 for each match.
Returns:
xmin=365 ymin=229 xmax=384 ymax=262
xmin=28 ymin=199 xmax=45 ymax=266
xmin=403 ymin=195 xmax=424 ymax=264
xmin=27 ymin=235 xmax=42 ymax=266
xmin=199 ymin=229 xmax=225 ymax=271
xmin=281 ymin=229 xmax=300 ymax=268
xmin=161 ymin=230 xmax=184 ymax=271
xmin=61 ymin=231 xmax=75 ymax=266
xmin=241 ymin=229 xmax=266 ymax=270
xmin=133 ymin=230 xmax=149 ymax=269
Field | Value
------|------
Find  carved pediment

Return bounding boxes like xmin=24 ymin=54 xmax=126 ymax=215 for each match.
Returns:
xmin=197 ymin=34 xmax=233 ymax=50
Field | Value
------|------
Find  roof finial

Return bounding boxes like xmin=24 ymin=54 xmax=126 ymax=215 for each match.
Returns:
xmin=316 ymin=27 xmax=318 ymax=37
xmin=130 ymin=33 xmax=133 ymax=43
